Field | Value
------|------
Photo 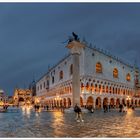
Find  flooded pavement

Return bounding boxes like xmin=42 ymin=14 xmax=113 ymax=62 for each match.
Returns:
xmin=0 ymin=107 xmax=140 ymax=138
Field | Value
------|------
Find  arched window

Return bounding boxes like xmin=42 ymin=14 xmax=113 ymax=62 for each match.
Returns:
xmin=102 ymin=85 xmax=105 ymax=92
xmin=59 ymin=71 xmax=63 ymax=80
xmin=106 ymin=86 xmax=108 ymax=93
xmin=86 ymin=83 xmax=89 ymax=92
xmin=126 ymin=73 xmax=131 ymax=81
xmin=95 ymin=84 xmax=97 ymax=92
xmin=70 ymin=64 xmax=73 ymax=75
xmin=96 ymin=62 xmax=102 ymax=73
xmin=81 ymin=83 xmax=84 ymax=92
xmin=52 ymin=76 xmax=54 ymax=84
xmin=113 ymin=68 xmax=118 ymax=78
xmin=90 ymin=83 xmax=93 ymax=93
xmin=99 ymin=85 xmax=101 ymax=92
xmin=109 ymin=86 xmax=112 ymax=93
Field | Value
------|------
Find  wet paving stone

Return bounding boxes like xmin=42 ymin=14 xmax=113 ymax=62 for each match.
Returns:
xmin=0 ymin=108 xmax=140 ymax=137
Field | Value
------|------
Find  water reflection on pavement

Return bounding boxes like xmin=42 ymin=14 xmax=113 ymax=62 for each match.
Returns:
xmin=0 ymin=107 xmax=140 ymax=138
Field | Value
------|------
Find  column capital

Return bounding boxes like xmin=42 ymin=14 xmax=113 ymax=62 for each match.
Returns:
xmin=66 ymin=41 xmax=85 ymax=55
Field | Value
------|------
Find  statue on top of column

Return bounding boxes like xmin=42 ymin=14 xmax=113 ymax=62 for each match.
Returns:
xmin=68 ymin=32 xmax=80 ymax=43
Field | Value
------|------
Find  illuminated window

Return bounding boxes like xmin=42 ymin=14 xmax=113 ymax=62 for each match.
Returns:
xmin=126 ymin=73 xmax=131 ymax=81
xmin=96 ymin=62 xmax=102 ymax=73
xmin=59 ymin=71 xmax=63 ymax=80
xmin=102 ymin=85 xmax=105 ymax=92
xmin=113 ymin=68 xmax=118 ymax=78
xmin=95 ymin=84 xmax=97 ymax=92
xmin=90 ymin=83 xmax=93 ymax=92
xmin=81 ymin=83 xmax=84 ymax=92
xmin=70 ymin=64 xmax=73 ymax=75
xmin=99 ymin=85 xmax=101 ymax=92
xmin=109 ymin=86 xmax=112 ymax=93
xmin=86 ymin=83 xmax=89 ymax=92
xmin=106 ymin=86 xmax=108 ymax=93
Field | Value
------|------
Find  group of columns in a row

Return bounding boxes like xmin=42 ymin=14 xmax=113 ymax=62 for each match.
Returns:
xmin=83 ymin=97 xmax=140 ymax=108
xmin=81 ymin=83 xmax=134 ymax=96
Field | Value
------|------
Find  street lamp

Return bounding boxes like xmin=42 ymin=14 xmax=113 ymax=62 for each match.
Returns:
xmin=55 ymin=95 xmax=61 ymax=107
xmin=126 ymin=96 xmax=131 ymax=107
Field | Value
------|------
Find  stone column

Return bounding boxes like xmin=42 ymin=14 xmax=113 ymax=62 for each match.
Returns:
xmin=66 ymin=40 xmax=85 ymax=107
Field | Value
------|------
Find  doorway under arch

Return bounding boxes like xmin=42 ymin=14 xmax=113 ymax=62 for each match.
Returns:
xmin=86 ymin=96 xmax=94 ymax=109
xmin=135 ymin=100 xmax=137 ymax=107
xmin=122 ymin=98 xmax=125 ymax=105
xmin=103 ymin=97 xmax=108 ymax=106
xmin=63 ymin=98 xmax=66 ymax=107
xmin=110 ymin=98 xmax=115 ymax=108
xmin=96 ymin=97 xmax=101 ymax=109
xmin=67 ymin=98 xmax=71 ymax=108
xmin=116 ymin=98 xmax=120 ymax=108
xmin=80 ymin=97 xmax=84 ymax=107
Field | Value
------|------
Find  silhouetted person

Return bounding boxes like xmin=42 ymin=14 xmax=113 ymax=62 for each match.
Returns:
xmin=119 ymin=104 xmax=123 ymax=112
xmin=74 ymin=104 xmax=84 ymax=122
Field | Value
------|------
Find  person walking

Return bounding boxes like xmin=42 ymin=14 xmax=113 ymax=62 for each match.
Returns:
xmin=123 ymin=104 xmax=127 ymax=112
xmin=119 ymin=103 xmax=123 ymax=112
xmin=74 ymin=104 xmax=84 ymax=122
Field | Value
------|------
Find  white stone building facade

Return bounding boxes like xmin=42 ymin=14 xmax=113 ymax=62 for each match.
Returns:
xmin=36 ymin=42 xmax=140 ymax=109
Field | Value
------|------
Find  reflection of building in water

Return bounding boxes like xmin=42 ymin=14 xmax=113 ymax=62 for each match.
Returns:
xmin=13 ymin=89 xmax=33 ymax=106
xmin=35 ymin=36 xmax=140 ymax=109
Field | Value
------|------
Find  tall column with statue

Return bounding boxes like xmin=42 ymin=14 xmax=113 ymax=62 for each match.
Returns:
xmin=66 ymin=32 xmax=85 ymax=107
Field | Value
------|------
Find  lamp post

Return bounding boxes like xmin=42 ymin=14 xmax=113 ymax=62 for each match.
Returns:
xmin=55 ymin=96 xmax=61 ymax=107
xmin=126 ymin=96 xmax=131 ymax=107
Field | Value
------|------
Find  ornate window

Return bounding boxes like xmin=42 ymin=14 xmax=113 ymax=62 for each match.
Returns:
xmin=59 ymin=71 xmax=63 ymax=80
xmin=70 ymin=64 xmax=73 ymax=75
xmin=96 ymin=62 xmax=102 ymax=73
xmin=126 ymin=73 xmax=131 ymax=81
xmin=113 ymin=68 xmax=118 ymax=78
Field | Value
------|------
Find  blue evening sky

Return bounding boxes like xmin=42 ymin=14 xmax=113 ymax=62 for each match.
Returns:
xmin=0 ymin=3 xmax=140 ymax=95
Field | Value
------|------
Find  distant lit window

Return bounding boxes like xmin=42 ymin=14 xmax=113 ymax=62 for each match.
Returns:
xmin=126 ymin=73 xmax=131 ymax=81
xmin=96 ymin=62 xmax=102 ymax=73
xmin=59 ymin=71 xmax=63 ymax=80
xmin=70 ymin=64 xmax=73 ymax=75
xmin=113 ymin=68 xmax=118 ymax=78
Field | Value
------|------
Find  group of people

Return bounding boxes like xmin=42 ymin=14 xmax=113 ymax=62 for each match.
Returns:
xmin=34 ymin=104 xmax=40 ymax=112
xmin=119 ymin=103 xmax=135 ymax=112
xmin=73 ymin=103 xmax=137 ymax=122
